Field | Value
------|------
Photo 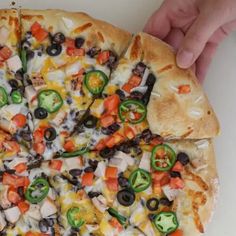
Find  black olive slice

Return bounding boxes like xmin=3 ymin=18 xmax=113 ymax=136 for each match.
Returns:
xmin=99 ymin=147 xmax=115 ymax=159
xmin=34 ymin=107 xmax=48 ymax=119
xmin=75 ymin=37 xmax=85 ymax=48
xmin=46 ymin=43 xmax=62 ymax=56
xmin=44 ymin=127 xmax=57 ymax=141
xmin=83 ymin=115 xmax=98 ymax=128
xmin=117 ymin=189 xmax=135 ymax=206
xmin=177 ymin=152 xmax=190 ymax=166
xmin=146 ymin=198 xmax=159 ymax=211
xmin=53 ymin=32 xmax=66 ymax=44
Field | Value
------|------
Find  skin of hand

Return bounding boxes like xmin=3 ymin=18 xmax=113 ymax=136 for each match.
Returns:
xmin=144 ymin=0 xmax=236 ymax=82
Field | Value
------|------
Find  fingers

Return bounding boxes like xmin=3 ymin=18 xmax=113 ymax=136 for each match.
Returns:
xmin=164 ymin=28 xmax=185 ymax=51
xmin=176 ymin=12 xmax=227 ymax=69
xmin=144 ymin=4 xmax=171 ymax=39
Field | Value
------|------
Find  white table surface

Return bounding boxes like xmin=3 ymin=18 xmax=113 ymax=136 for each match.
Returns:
xmin=1 ymin=0 xmax=236 ymax=235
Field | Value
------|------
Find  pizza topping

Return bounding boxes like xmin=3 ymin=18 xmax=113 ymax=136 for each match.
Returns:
xmin=87 ymin=46 xmax=101 ymax=58
xmin=12 ymin=114 xmax=27 ymax=128
xmin=25 ymin=177 xmax=49 ymax=204
xmin=44 ymin=127 xmax=57 ymax=141
xmin=61 ymin=146 xmax=88 ymax=158
xmin=38 ymin=89 xmax=63 ymax=113
xmin=146 ymin=197 xmax=159 ymax=211
xmin=107 ymin=208 xmax=127 ymax=225
xmin=83 ymin=115 xmax=98 ymax=128
xmin=178 ymin=84 xmax=191 ymax=94
xmin=0 ymin=86 xmax=8 ymax=108
xmin=143 ymin=73 xmax=156 ymax=105
xmin=153 ymin=211 xmax=179 ymax=234
xmin=6 ymin=55 xmax=23 ymax=73
xmin=75 ymin=37 xmax=85 ymax=48
xmin=52 ymin=32 xmax=66 ymax=44
xmin=67 ymin=207 xmax=85 ymax=228
xmin=117 ymin=188 xmax=135 ymax=206
xmin=34 ymin=107 xmax=48 ymax=119
xmin=11 ymin=90 xmax=23 ymax=104
xmin=20 ymin=49 xmax=27 ymax=72
xmin=177 ymin=152 xmax=190 ymax=166
xmin=46 ymin=43 xmax=62 ymax=57
xmin=0 ymin=46 xmax=12 ymax=61
xmin=129 ymin=168 xmax=151 ymax=192
xmin=30 ymin=21 xmax=48 ymax=42
xmin=84 ymin=70 xmax=109 ymax=95
xmin=118 ymin=99 xmax=147 ymax=124
xmin=132 ymin=62 xmax=147 ymax=77
xmin=151 ymin=144 xmax=176 ymax=171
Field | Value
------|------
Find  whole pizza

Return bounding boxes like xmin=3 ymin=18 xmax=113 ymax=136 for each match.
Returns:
xmin=0 ymin=9 xmax=220 ymax=236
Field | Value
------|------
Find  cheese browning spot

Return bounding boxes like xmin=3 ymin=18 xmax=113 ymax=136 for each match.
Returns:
xmin=73 ymin=22 xmax=93 ymax=34
xmin=158 ymin=64 xmax=174 ymax=74
xmin=130 ymin=35 xmax=142 ymax=60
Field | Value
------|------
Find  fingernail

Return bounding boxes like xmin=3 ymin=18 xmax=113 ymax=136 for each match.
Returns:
xmin=177 ymin=49 xmax=194 ymax=68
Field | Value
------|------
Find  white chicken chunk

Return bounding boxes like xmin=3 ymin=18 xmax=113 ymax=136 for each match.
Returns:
xmin=0 ymin=186 xmax=11 ymax=209
xmin=6 ymin=55 xmax=22 ymax=73
xmin=162 ymin=185 xmax=180 ymax=201
xmin=4 ymin=206 xmax=21 ymax=224
xmin=0 ymin=212 xmax=6 ymax=231
xmin=40 ymin=198 xmax=57 ymax=218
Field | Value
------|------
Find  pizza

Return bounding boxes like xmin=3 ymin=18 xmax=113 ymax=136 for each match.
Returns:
xmin=0 ymin=9 xmax=220 ymax=236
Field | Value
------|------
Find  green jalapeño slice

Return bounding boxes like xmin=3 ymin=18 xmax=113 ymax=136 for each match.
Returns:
xmin=67 ymin=207 xmax=85 ymax=228
xmin=118 ymin=99 xmax=147 ymax=124
xmin=0 ymin=86 xmax=8 ymax=108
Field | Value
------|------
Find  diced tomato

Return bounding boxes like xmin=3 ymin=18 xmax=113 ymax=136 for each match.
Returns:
xmin=95 ymin=139 xmax=106 ymax=151
xmin=25 ymin=232 xmax=48 ymax=236
xmin=105 ymin=136 xmax=116 ymax=148
xmin=122 ymin=83 xmax=133 ymax=93
xmin=128 ymin=75 xmax=142 ymax=87
xmin=82 ymin=172 xmax=94 ymax=186
xmin=49 ymin=160 xmax=63 ymax=171
xmin=153 ymin=182 xmax=162 ymax=195
xmin=33 ymin=129 xmax=45 ymax=143
xmin=109 ymin=217 xmax=123 ymax=232
xmin=65 ymin=38 xmax=75 ymax=48
xmin=0 ymin=46 xmax=12 ymax=61
xmin=3 ymin=173 xmax=28 ymax=188
xmin=63 ymin=140 xmax=75 ymax=152
xmin=30 ymin=21 xmax=41 ymax=35
xmin=106 ymin=178 xmax=118 ymax=191
xmin=150 ymin=137 xmax=163 ymax=146
xmin=100 ymin=114 xmax=115 ymax=128
xmin=33 ymin=142 xmax=45 ymax=155
xmin=66 ymin=47 xmax=85 ymax=56
xmin=97 ymin=50 xmax=110 ymax=65
xmin=124 ymin=126 xmax=135 ymax=139
xmin=113 ymin=132 xmax=125 ymax=145
xmin=7 ymin=187 xmax=21 ymax=204
xmin=105 ymin=166 xmax=118 ymax=179
xmin=170 ymin=177 xmax=185 ymax=189
xmin=18 ymin=201 xmax=30 ymax=214
xmin=178 ymin=84 xmax=191 ymax=94
xmin=14 ymin=163 xmax=27 ymax=173
xmin=152 ymin=171 xmax=170 ymax=186
xmin=169 ymin=229 xmax=184 ymax=236
xmin=12 ymin=114 xmax=27 ymax=128
xmin=104 ymin=94 xmax=120 ymax=112
xmin=3 ymin=141 xmax=20 ymax=153
xmin=172 ymin=161 xmax=184 ymax=172
xmin=34 ymin=28 xmax=48 ymax=42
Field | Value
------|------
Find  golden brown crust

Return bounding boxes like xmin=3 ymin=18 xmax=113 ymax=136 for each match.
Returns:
xmin=125 ymin=32 xmax=220 ymax=139
xmin=167 ymin=139 xmax=219 ymax=236
xmin=20 ymin=9 xmax=132 ymax=56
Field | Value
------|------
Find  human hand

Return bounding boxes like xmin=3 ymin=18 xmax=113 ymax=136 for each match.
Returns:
xmin=144 ymin=0 xmax=236 ymax=82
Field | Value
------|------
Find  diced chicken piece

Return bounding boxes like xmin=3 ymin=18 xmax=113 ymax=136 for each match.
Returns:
xmin=64 ymin=157 xmax=82 ymax=170
xmin=0 ymin=212 xmax=6 ymax=231
xmin=90 ymin=99 xmax=104 ymax=118
xmin=47 ymin=70 xmax=65 ymax=85
xmin=191 ymin=157 xmax=208 ymax=171
xmin=1 ymin=104 xmax=22 ymax=120
xmin=26 ymin=204 xmax=41 ymax=221
xmin=65 ymin=61 xmax=81 ymax=76
xmin=40 ymin=198 xmax=57 ymax=218
xmin=0 ymin=118 xmax=17 ymax=134
xmin=94 ymin=161 xmax=106 ymax=177
xmin=109 ymin=157 xmax=127 ymax=172
xmin=31 ymin=76 xmax=46 ymax=91
xmin=7 ymin=157 xmax=28 ymax=169
xmin=4 ymin=206 xmax=21 ymax=224
xmin=114 ymin=151 xmax=135 ymax=166
xmin=25 ymin=85 xmax=37 ymax=103
xmin=92 ymin=195 xmax=108 ymax=213
xmin=51 ymin=111 xmax=67 ymax=126
xmin=86 ymin=224 xmax=99 ymax=232
xmin=0 ymin=186 xmax=11 ymax=209
xmin=0 ymin=26 xmax=9 ymax=45
xmin=162 ymin=185 xmax=180 ymax=201
xmin=139 ymin=152 xmax=151 ymax=172
xmin=6 ymin=55 xmax=22 ymax=73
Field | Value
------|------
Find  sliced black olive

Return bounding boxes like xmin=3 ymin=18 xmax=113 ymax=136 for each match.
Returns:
xmin=39 ymin=219 xmax=49 ymax=233
xmin=34 ymin=107 xmax=48 ymax=119
xmin=75 ymin=37 xmax=85 ymax=48
xmin=9 ymin=79 xmax=19 ymax=89
xmin=117 ymin=189 xmax=135 ymax=206
xmin=142 ymin=73 xmax=157 ymax=105
xmin=159 ymin=197 xmax=173 ymax=207
xmin=145 ymin=73 xmax=156 ymax=87
xmin=101 ymin=123 xmax=120 ymax=135
xmin=141 ymin=129 xmax=153 ymax=143
xmin=129 ymin=91 xmax=143 ymax=100
xmin=99 ymin=147 xmax=115 ymax=159
xmin=84 ymin=166 xmax=94 ymax=173
xmin=146 ymin=198 xmax=159 ymax=211
xmin=83 ymin=115 xmax=98 ymax=128
xmin=44 ymin=127 xmax=57 ymax=141
xmin=15 ymin=70 xmax=24 ymax=81
xmin=87 ymin=47 xmax=101 ymax=58
xmin=115 ymin=89 xmax=126 ymax=101
xmin=69 ymin=169 xmax=83 ymax=177
xmin=132 ymin=62 xmax=146 ymax=77
xmin=20 ymin=130 xmax=32 ymax=142
xmin=118 ymin=176 xmax=129 ymax=188
xmin=107 ymin=51 xmax=117 ymax=69
xmin=177 ymin=152 xmax=190 ymax=166
xmin=52 ymin=32 xmax=66 ymax=44
xmin=116 ymin=142 xmax=131 ymax=154
xmin=46 ymin=43 xmax=62 ymax=56
xmin=88 ymin=159 xmax=98 ymax=170
xmin=88 ymin=191 xmax=101 ymax=198
xmin=170 ymin=171 xmax=181 ymax=178
xmin=26 ymin=49 xmax=35 ymax=60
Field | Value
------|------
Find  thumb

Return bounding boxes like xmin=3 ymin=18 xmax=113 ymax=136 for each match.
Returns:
xmin=176 ymin=12 xmax=225 ymax=69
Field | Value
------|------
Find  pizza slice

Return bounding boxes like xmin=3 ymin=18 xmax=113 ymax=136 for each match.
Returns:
xmin=20 ymin=9 xmax=131 ymax=160
xmin=0 ymin=10 xmax=33 ymax=148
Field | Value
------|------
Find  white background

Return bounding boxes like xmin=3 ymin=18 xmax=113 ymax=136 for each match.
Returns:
xmin=0 ymin=0 xmax=236 ymax=235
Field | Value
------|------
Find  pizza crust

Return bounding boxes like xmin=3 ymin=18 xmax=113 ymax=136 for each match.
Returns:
xmin=125 ymin=32 xmax=220 ymax=139
xmin=20 ymin=9 xmax=131 ymax=57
